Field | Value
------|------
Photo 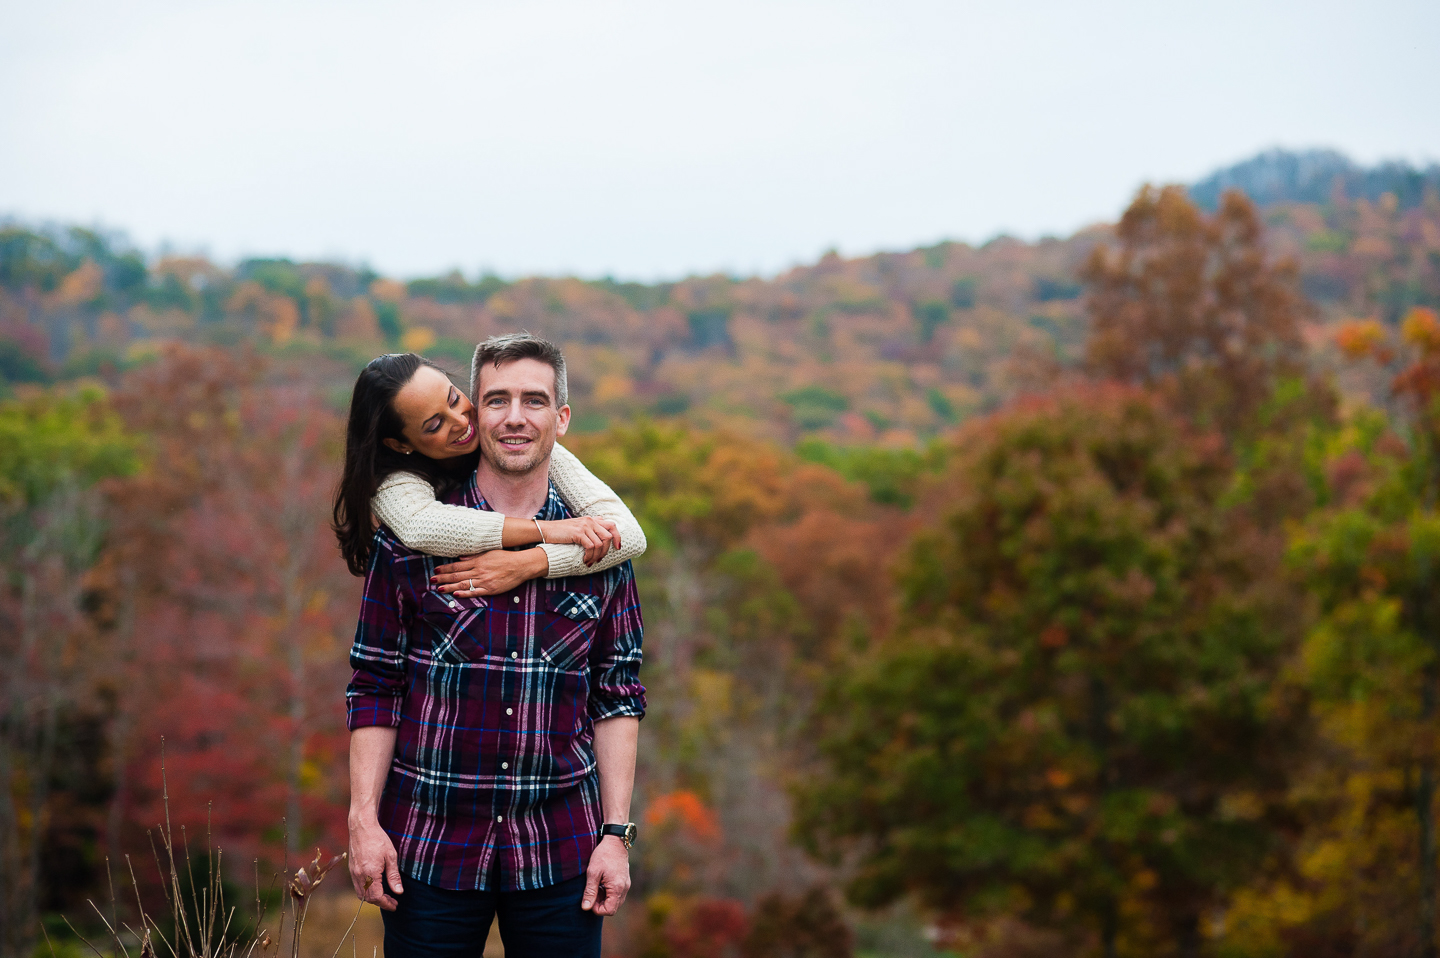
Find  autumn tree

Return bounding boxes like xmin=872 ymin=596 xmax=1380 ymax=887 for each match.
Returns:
xmin=0 ymin=384 xmax=137 ymax=958
xmin=1235 ymin=307 xmax=1440 ymax=957
xmin=565 ymin=421 xmax=898 ymax=911
xmin=1083 ymin=186 xmax=1308 ymax=440
xmin=1216 ymin=405 xmax=1435 ymax=957
xmin=103 ymin=346 xmax=353 ymax=868
xmin=795 ymin=387 xmax=1302 ymax=958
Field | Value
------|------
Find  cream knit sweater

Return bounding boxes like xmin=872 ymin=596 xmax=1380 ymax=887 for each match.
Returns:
xmin=370 ymin=444 xmax=646 ymax=577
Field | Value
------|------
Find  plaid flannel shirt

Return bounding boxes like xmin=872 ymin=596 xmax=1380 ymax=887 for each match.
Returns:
xmin=346 ymin=476 xmax=646 ymax=892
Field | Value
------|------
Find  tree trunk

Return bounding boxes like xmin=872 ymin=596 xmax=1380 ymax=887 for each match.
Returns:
xmin=1 ymin=570 xmax=45 ymax=958
xmin=106 ymin=564 xmax=138 ymax=866
xmin=283 ymin=550 xmax=307 ymax=860
xmin=0 ymin=723 xmax=25 ymax=957
xmin=1420 ymin=757 xmax=1437 ymax=958
xmin=1100 ymin=896 xmax=1118 ymax=958
xmin=286 ymin=638 xmax=305 ymax=859
xmin=1175 ymin=912 xmax=1202 ymax=958
xmin=1 ymin=564 xmax=67 ymax=958
xmin=26 ymin=681 xmax=60 ymax=956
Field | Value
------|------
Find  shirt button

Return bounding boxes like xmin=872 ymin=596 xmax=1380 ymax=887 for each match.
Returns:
xmin=511 ymin=651 xmax=518 ymax=659
xmin=501 ymin=762 xmax=509 ymax=769
xmin=512 ymin=595 xmax=520 ymax=604
xmin=506 ymin=708 xmax=513 ymax=716
xmin=496 ymin=815 xmax=504 ymax=823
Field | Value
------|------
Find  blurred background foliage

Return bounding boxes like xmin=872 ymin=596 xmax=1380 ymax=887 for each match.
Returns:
xmin=4 ymin=149 xmax=1440 ymax=956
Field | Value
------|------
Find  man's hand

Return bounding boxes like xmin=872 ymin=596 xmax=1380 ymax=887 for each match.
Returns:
xmin=433 ymin=548 xmax=548 ymax=597
xmin=348 ymin=816 xmax=404 ymax=911
xmin=540 ymin=517 xmax=621 ymax=566
xmin=581 ymin=835 xmax=631 ymax=916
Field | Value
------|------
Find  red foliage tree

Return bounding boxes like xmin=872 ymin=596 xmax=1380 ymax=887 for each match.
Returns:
xmin=104 ymin=346 xmax=355 ymax=872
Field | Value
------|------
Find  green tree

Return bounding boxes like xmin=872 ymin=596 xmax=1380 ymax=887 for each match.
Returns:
xmin=780 ymin=386 xmax=850 ymax=432
xmin=950 ymin=277 xmax=978 ymax=309
xmin=795 ymin=387 xmax=1299 ymax=958
xmin=915 ymin=300 xmax=950 ymax=343
xmin=0 ymin=228 xmax=78 ymax=292
xmin=372 ymin=298 xmax=402 ymax=344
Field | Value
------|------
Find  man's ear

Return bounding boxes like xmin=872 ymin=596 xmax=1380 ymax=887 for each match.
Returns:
xmin=555 ymin=405 xmax=571 ymax=438
xmin=382 ymin=437 xmax=411 ymax=455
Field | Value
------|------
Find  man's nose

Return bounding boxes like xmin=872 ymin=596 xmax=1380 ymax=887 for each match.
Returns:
xmin=503 ymin=400 xmax=528 ymax=426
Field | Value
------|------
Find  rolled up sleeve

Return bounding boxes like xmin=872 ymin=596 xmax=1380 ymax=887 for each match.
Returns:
xmin=587 ymin=563 xmax=646 ymax=722
xmin=347 ymin=534 xmax=410 ymax=730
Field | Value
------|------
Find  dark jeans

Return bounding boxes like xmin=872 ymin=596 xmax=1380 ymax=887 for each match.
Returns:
xmin=381 ymin=872 xmax=601 ymax=958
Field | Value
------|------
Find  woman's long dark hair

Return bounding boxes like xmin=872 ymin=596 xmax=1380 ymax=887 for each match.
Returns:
xmin=333 ymin=353 xmax=480 ymax=575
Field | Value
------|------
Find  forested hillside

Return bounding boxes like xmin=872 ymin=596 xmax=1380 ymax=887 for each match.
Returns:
xmin=5 ymin=153 xmax=1440 ymax=958
xmin=5 ymin=150 xmax=1436 ymax=444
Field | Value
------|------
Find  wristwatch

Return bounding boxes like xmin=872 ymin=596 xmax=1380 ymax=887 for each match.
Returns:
xmin=600 ymin=823 xmax=637 ymax=849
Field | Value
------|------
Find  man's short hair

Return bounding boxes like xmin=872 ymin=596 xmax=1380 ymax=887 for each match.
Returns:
xmin=470 ymin=332 xmax=569 ymax=408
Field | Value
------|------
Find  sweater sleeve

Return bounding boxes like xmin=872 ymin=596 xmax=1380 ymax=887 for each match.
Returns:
xmin=371 ymin=471 xmax=507 ymax=557
xmin=540 ymin=443 xmax=648 ymax=578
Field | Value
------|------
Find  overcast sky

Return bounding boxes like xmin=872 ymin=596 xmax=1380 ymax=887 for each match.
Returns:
xmin=1 ymin=0 xmax=1436 ymax=281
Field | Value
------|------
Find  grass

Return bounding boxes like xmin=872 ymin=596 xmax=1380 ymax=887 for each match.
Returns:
xmin=43 ymin=739 xmax=365 ymax=958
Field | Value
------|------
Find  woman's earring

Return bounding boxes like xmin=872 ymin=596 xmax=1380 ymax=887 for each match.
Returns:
xmin=404 ymin=449 xmax=412 ymax=455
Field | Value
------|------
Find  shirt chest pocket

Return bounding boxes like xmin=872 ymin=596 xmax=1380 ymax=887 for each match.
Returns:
xmin=539 ymin=591 xmax=601 ymax=673
xmin=417 ymin=590 xmax=490 ymax=663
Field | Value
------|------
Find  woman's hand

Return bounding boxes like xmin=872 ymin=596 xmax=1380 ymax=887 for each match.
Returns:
xmin=539 ymin=517 xmax=621 ymax=566
xmin=433 ymin=549 xmax=549 ymax=596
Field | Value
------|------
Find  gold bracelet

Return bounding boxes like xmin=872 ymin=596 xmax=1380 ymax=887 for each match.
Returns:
xmin=534 ymin=518 xmax=547 ymax=543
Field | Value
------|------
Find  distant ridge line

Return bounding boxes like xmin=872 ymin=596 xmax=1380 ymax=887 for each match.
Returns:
xmin=1190 ymin=148 xmax=1440 ymax=211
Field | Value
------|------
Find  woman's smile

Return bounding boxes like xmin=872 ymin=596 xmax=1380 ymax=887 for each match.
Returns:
xmin=451 ymin=419 xmax=476 ymax=446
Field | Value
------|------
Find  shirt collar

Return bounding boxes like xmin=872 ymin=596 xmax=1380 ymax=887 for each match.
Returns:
xmin=467 ymin=474 xmax=568 ymax=521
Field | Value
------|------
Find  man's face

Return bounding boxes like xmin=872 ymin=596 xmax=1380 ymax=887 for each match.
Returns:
xmin=473 ymin=357 xmax=570 ymax=475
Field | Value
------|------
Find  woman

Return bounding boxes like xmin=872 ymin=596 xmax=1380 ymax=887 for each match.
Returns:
xmin=332 ymin=352 xmax=644 ymax=590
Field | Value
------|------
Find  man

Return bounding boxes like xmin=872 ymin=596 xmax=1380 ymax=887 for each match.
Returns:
xmin=346 ymin=333 xmax=644 ymax=957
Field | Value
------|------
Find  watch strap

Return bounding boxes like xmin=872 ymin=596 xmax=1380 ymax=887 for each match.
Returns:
xmin=600 ymin=822 xmax=637 ymax=848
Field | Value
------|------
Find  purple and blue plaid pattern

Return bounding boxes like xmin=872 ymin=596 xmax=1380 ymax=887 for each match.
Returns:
xmin=347 ymin=477 xmax=646 ymax=892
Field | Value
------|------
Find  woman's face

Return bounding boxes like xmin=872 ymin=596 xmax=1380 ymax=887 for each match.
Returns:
xmin=383 ymin=365 xmax=480 ymax=459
